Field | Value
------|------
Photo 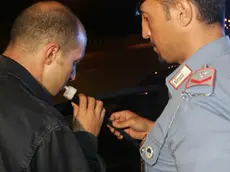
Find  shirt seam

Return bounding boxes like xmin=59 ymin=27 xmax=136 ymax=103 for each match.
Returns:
xmin=19 ymin=124 xmax=67 ymax=170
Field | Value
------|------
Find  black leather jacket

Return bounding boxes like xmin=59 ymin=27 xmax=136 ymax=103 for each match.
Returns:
xmin=0 ymin=55 xmax=105 ymax=172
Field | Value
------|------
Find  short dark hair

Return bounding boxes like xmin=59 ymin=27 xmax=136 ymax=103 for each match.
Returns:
xmin=190 ymin=0 xmax=226 ymax=25
xmin=162 ymin=0 xmax=225 ymax=25
xmin=10 ymin=1 xmax=82 ymax=53
xmin=138 ymin=0 xmax=226 ymax=26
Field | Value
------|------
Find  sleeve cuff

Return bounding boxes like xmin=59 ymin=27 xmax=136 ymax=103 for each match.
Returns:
xmin=74 ymin=131 xmax=98 ymax=156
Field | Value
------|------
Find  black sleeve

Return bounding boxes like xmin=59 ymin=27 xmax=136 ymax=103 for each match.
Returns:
xmin=74 ymin=131 xmax=106 ymax=172
xmin=30 ymin=126 xmax=106 ymax=172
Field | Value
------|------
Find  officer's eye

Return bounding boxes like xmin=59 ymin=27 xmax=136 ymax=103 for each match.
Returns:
xmin=143 ymin=16 xmax=149 ymax=22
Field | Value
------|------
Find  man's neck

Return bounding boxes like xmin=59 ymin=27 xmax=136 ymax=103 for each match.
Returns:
xmin=3 ymin=47 xmax=43 ymax=83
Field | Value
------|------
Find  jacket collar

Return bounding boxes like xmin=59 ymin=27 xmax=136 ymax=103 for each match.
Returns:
xmin=0 ymin=55 xmax=53 ymax=105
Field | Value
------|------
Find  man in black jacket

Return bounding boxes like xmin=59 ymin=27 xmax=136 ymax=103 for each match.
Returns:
xmin=0 ymin=1 xmax=106 ymax=172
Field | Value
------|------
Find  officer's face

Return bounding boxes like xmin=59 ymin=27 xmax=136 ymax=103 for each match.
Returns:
xmin=140 ymin=0 xmax=189 ymax=63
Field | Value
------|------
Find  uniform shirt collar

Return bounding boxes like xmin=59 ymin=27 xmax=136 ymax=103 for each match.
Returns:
xmin=166 ymin=36 xmax=230 ymax=96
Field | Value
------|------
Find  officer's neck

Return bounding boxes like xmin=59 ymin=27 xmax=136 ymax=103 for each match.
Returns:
xmin=179 ymin=24 xmax=225 ymax=64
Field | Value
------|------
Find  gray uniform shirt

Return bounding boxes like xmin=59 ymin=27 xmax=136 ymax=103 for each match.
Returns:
xmin=140 ymin=36 xmax=230 ymax=172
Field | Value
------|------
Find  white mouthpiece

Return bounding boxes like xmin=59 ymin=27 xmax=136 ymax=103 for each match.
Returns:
xmin=63 ymin=86 xmax=77 ymax=100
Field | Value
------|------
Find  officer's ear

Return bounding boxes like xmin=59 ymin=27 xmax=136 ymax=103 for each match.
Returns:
xmin=44 ymin=43 xmax=60 ymax=65
xmin=173 ymin=0 xmax=193 ymax=27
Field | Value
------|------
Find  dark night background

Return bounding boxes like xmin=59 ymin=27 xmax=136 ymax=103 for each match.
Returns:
xmin=1 ymin=0 xmax=229 ymax=47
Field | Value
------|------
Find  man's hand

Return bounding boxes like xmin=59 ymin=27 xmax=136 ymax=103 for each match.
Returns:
xmin=71 ymin=94 xmax=106 ymax=137
xmin=108 ymin=110 xmax=154 ymax=140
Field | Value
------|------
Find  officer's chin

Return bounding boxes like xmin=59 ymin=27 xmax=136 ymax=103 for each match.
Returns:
xmin=157 ymin=55 xmax=166 ymax=64
xmin=153 ymin=47 xmax=165 ymax=64
xmin=155 ymin=52 xmax=167 ymax=64
xmin=153 ymin=47 xmax=158 ymax=53
xmin=155 ymin=52 xmax=175 ymax=65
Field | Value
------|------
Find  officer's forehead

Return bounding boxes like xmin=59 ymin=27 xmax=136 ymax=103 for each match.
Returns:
xmin=137 ymin=0 xmax=146 ymax=13
xmin=139 ymin=0 xmax=155 ymax=12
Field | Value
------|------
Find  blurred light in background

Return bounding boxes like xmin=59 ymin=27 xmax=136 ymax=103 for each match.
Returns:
xmin=225 ymin=18 xmax=230 ymax=30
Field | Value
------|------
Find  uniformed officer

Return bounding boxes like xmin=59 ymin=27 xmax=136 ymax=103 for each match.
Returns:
xmin=108 ymin=0 xmax=230 ymax=171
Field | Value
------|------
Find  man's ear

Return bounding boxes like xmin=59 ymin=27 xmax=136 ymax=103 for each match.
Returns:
xmin=44 ymin=43 xmax=60 ymax=65
xmin=175 ymin=0 xmax=193 ymax=27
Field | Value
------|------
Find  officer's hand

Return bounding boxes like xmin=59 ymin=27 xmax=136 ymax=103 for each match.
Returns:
xmin=71 ymin=94 xmax=106 ymax=137
xmin=108 ymin=110 xmax=154 ymax=140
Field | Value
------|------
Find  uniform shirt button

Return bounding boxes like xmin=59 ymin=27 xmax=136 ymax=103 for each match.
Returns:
xmin=145 ymin=146 xmax=154 ymax=159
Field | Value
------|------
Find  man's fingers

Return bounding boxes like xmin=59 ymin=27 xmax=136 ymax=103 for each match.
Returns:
xmin=87 ymin=96 xmax=96 ymax=110
xmin=107 ymin=125 xmax=124 ymax=139
xmin=71 ymin=102 xmax=79 ymax=117
xmin=95 ymin=100 xmax=104 ymax=115
xmin=78 ymin=94 xmax=87 ymax=111
xmin=114 ymin=130 xmax=121 ymax=137
xmin=110 ymin=111 xmax=123 ymax=121
xmin=71 ymin=102 xmax=78 ymax=108
xmin=118 ymin=135 xmax=123 ymax=140
xmin=100 ymin=108 xmax=106 ymax=120
xmin=114 ymin=130 xmax=123 ymax=140
xmin=113 ymin=119 xmax=132 ymax=129
xmin=107 ymin=125 xmax=115 ymax=133
xmin=110 ymin=110 xmax=133 ymax=121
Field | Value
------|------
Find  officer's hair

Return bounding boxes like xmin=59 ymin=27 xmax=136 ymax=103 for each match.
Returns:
xmin=158 ymin=0 xmax=226 ymax=26
xmin=9 ymin=1 xmax=81 ymax=54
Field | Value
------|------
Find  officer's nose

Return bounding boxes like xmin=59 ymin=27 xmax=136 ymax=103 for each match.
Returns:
xmin=142 ymin=20 xmax=151 ymax=40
